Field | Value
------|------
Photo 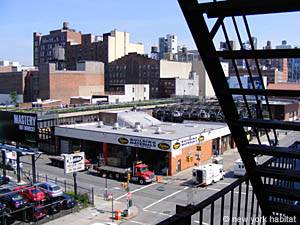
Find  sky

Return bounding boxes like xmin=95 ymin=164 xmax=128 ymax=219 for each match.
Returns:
xmin=1 ymin=0 xmax=300 ymax=66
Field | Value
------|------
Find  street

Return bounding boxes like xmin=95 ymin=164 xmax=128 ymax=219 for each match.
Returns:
xmin=17 ymin=130 xmax=299 ymax=225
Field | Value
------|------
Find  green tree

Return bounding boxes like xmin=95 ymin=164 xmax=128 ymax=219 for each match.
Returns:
xmin=9 ymin=91 xmax=18 ymax=105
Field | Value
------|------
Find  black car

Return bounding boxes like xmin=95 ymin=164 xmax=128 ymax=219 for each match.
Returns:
xmin=0 ymin=188 xmax=28 ymax=210
xmin=57 ymin=194 xmax=76 ymax=209
xmin=0 ymin=176 xmax=9 ymax=186
xmin=0 ymin=202 xmax=15 ymax=225
xmin=42 ymin=197 xmax=62 ymax=215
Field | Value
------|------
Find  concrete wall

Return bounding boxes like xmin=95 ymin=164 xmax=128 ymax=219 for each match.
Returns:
xmin=108 ymin=30 xmax=144 ymax=63
xmin=175 ymin=74 xmax=199 ymax=96
xmin=108 ymin=84 xmax=149 ymax=103
xmin=160 ymin=60 xmax=192 ymax=79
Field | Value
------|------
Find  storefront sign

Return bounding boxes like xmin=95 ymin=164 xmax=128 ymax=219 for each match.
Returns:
xmin=198 ymin=135 xmax=205 ymax=142
xmin=172 ymin=142 xmax=181 ymax=150
xmin=13 ymin=114 xmax=37 ymax=132
xmin=63 ymin=152 xmax=85 ymax=174
xmin=118 ymin=137 xmax=129 ymax=145
xmin=158 ymin=143 xmax=170 ymax=150
xmin=115 ymin=136 xmax=172 ymax=151
xmin=0 ymin=112 xmax=38 ymax=147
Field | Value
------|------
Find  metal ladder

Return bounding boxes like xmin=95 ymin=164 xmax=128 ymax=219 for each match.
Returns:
xmin=178 ymin=0 xmax=300 ymax=220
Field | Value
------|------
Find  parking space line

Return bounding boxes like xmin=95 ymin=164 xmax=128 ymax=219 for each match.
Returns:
xmin=143 ymin=187 xmax=189 ymax=210
xmin=130 ymin=220 xmax=149 ymax=225
xmin=207 ymin=187 xmax=247 ymax=195
xmin=143 ymin=209 xmax=172 ymax=217
xmin=194 ymin=220 xmax=209 ymax=225
xmin=115 ymin=182 xmax=157 ymax=200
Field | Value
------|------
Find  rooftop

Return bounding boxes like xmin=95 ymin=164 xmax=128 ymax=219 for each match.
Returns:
xmin=58 ymin=120 xmax=228 ymax=141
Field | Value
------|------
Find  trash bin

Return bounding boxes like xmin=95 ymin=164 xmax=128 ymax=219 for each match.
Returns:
xmin=115 ymin=209 xmax=122 ymax=220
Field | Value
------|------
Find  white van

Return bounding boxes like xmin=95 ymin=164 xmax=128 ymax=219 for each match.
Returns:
xmin=192 ymin=163 xmax=225 ymax=186
xmin=233 ymin=159 xmax=246 ymax=177
xmin=234 ymin=157 xmax=259 ymax=177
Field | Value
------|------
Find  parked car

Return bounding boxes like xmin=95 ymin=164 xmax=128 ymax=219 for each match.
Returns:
xmin=57 ymin=193 xmax=76 ymax=209
xmin=23 ymin=204 xmax=47 ymax=222
xmin=0 ymin=202 xmax=14 ymax=225
xmin=0 ymin=176 xmax=9 ymax=186
xmin=13 ymin=186 xmax=45 ymax=202
xmin=35 ymin=182 xmax=63 ymax=198
xmin=42 ymin=197 xmax=62 ymax=215
xmin=0 ymin=188 xmax=28 ymax=210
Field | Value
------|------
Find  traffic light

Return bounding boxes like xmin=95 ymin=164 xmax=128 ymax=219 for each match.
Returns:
xmin=127 ymin=172 xmax=131 ymax=182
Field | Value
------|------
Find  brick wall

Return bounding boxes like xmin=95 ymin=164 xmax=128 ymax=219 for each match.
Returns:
xmin=49 ymin=72 xmax=104 ymax=103
xmin=170 ymin=140 xmax=213 ymax=175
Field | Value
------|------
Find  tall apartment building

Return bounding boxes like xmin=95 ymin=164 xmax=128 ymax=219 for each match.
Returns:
xmin=33 ymin=22 xmax=82 ymax=69
xmin=159 ymin=34 xmax=178 ymax=59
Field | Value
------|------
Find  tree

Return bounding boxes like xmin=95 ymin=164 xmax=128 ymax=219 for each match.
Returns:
xmin=9 ymin=91 xmax=18 ymax=105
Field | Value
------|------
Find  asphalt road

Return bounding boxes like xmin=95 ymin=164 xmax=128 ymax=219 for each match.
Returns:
xmin=17 ymin=130 xmax=299 ymax=225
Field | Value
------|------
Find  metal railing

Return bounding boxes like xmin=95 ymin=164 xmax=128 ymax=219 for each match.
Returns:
xmin=157 ymin=157 xmax=298 ymax=225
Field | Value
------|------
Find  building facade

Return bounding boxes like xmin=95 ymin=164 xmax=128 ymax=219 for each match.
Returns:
xmin=108 ymin=53 xmax=194 ymax=99
xmin=160 ymin=72 xmax=199 ymax=98
xmin=159 ymin=34 xmax=178 ymax=59
xmin=65 ymin=30 xmax=144 ymax=70
xmin=33 ymin=22 xmax=82 ymax=69
xmin=54 ymin=111 xmax=233 ymax=175
xmin=108 ymin=53 xmax=160 ymax=99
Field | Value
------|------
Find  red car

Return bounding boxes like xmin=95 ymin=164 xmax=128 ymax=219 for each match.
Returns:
xmin=13 ymin=186 xmax=46 ymax=202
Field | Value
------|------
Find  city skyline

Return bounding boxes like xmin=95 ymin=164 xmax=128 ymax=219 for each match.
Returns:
xmin=1 ymin=0 xmax=300 ymax=65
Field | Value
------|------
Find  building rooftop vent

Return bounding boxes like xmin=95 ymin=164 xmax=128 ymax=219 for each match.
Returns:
xmin=97 ymin=120 xmax=104 ymax=128
xmin=134 ymin=122 xmax=142 ymax=132
xmin=155 ymin=126 xmax=163 ymax=134
xmin=113 ymin=122 xmax=119 ymax=130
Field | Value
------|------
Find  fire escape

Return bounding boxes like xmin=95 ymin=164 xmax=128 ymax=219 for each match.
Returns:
xmin=158 ymin=0 xmax=300 ymax=224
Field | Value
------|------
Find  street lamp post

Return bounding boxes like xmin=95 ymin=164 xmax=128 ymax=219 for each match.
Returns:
xmin=103 ymin=173 xmax=108 ymax=200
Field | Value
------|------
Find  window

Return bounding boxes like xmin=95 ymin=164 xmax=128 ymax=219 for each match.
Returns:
xmin=144 ymin=87 xmax=146 ymax=92
xmin=132 ymin=87 xmax=135 ymax=92
xmin=132 ymin=97 xmax=135 ymax=101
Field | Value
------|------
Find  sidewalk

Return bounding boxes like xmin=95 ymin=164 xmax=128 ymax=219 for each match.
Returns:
xmin=45 ymin=196 xmax=138 ymax=225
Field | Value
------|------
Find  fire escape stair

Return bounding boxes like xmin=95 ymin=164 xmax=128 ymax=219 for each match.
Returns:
xmin=178 ymin=0 xmax=300 ymax=220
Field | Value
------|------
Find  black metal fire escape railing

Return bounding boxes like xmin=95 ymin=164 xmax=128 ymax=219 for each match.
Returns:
xmin=158 ymin=0 xmax=300 ymax=224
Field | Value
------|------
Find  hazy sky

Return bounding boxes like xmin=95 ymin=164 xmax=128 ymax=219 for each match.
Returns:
xmin=1 ymin=0 xmax=300 ymax=65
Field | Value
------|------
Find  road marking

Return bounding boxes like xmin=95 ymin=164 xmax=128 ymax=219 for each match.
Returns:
xmin=113 ymin=187 xmax=121 ymax=190
xmin=143 ymin=187 xmax=189 ymax=210
xmin=115 ymin=182 xmax=157 ymax=200
xmin=206 ymin=187 xmax=221 ymax=192
xmin=130 ymin=220 xmax=149 ymax=225
xmin=218 ymin=182 xmax=232 ymax=185
xmin=194 ymin=220 xmax=209 ymax=225
xmin=143 ymin=209 xmax=172 ymax=217
xmin=207 ymin=187 xmax=247 ymax=195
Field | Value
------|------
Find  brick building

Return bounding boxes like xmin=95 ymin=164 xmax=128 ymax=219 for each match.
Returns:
xmin=33 ymin=22 xmax=82 ymax=68
xmin=108 ymin=53 xmax=194 ymax=99
xmin=35 ymin=61 xmax=105 ymax=104
xmin=108 ymin=53 xmax=160 ymax=99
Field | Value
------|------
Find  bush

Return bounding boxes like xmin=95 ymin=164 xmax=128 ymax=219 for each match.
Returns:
xmin=65 ymin=191 xmax=90 ymax=208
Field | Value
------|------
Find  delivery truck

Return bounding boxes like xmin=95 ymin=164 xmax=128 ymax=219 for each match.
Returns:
xmin=192 ymin=163 xmax=225 ymax=186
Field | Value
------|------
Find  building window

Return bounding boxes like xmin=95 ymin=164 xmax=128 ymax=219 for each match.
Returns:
xmin=144 ymin=87 xmax=146 ymax=92
xmin=132 ymin=97 xmax=135 ymax=101
xmin=132 ymin=87 xmax=135 ymax=92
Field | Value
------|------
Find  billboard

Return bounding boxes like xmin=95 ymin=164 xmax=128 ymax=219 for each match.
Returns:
xmin=0 ymin=111 xmax=38 ymax=147
xmin=63 ymin=152 xmax=85 ymax=174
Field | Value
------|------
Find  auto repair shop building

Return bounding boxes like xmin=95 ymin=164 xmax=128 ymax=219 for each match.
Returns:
xmin=54 ymin=111 xmax=233 ymax=175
